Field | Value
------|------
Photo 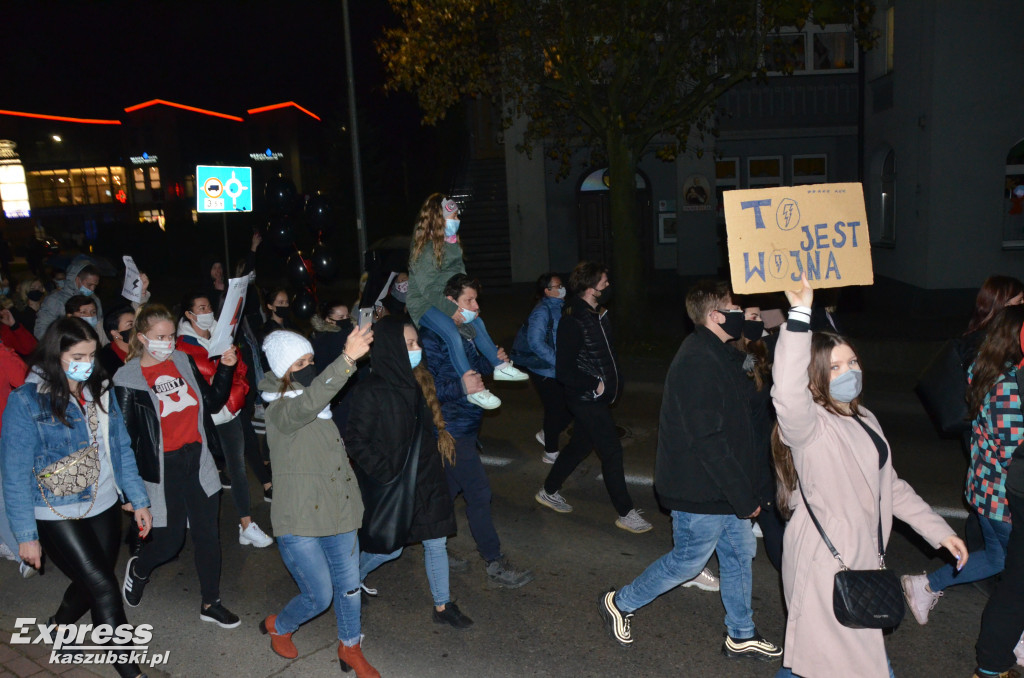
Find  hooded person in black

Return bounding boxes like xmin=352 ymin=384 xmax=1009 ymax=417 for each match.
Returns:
xmin=345 ymin=315 xmax=473 ymax=629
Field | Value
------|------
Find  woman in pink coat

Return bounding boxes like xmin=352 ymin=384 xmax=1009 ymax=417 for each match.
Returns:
xmin=771 ymin=276 xmax=968 ymax=678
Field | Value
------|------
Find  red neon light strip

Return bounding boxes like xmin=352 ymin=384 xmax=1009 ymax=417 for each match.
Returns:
xmin=247 ymin=102 xmax=321 ymax=121
xmin=124 ymin=99 xmax=243 ymax=122
xmin=0 ymin=109 xmax=122 ymax=125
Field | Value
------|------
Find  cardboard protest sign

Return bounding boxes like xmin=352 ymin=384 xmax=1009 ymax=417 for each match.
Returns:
xmin=121 ymin=256 xmax=142 ymax=303
xmin=724 ymin=183 xmax=873 ymax=294
xmin=206 ymin=276 xmax=248 ymax=357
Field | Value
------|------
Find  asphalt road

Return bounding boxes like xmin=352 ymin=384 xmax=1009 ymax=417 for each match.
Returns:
xmin=0 ymin=344 xmax=992 ymax=677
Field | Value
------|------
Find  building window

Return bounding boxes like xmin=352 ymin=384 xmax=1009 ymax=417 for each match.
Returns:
xmin=0 ymin=163 xmax=30 ymax=218
xmin=748 ymin=156 xmax=782 ymax=188
xmin=880 ymin=149 xmax=896 ymax=243
xmin=715 ymin=158 xmax=739 ymax=217
xmin=133 ymin=167 xmax=145 ymax=191
xmin=26 ymin=167 xmax=127 ymax=209
xmin=792 ymin=155 xmax=828 ymax=184
xmin=1003 ymin=139 xmax=1024 ymax=248
xmin=148 ymin=166 xmax=161 ymax=190
xmin=138 ymin=209 xmax=165 ymax=231
xmin=765 ymin=24 xmax=858 ymax=74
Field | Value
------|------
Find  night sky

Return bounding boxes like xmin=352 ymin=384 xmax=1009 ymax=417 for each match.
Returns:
xmin=2 ymin=1 xmax=395 ymax=121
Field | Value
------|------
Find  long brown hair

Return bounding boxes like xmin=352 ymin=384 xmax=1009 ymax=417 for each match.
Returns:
xmin=409 ymin=192 xmax=450 ymax=268
xmin=966 ymin=275 xmax=1024 ymax=335
xmin=967 ymin=305 xmax=1024 ymax=416
xmin=126 ymin=304 xmax=175 ymax=361
xmin=413 ymin=363 xmax=455 ymax=465
xmin=772 ymin=331 xmax=864 ymax=517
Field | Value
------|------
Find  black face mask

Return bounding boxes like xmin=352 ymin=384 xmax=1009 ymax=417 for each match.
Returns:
xmin=27 ymin=290 xmax=45 ymax=302
xmin=291 ymin=364 xmax=315 ymax=388
xmin=716 ymin=309 xmax=744 ymax=339
xmin=596 ymin=285 xmax=612 ymax=305
xmin=115 ymin=329 xmax=131 ymax=344
xmin=274 ymin=305 xmax=290 ymax=320
xmin=742 ymin=320 xmax=765 ymax=342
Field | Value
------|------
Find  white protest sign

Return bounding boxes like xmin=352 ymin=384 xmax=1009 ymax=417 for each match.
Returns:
xmin=723 ymin=182 xmax=873 ymax=294
xmin=121 ymin=256 xmax=142 ymax=303
xmin=206 ymin=276 xmax=249 ymax=357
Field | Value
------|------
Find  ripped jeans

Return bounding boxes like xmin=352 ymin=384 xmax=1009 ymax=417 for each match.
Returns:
xmin=274 ymin=531 xmax=362 ymax=645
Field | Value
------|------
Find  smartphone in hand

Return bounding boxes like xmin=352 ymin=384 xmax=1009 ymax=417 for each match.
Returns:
xmin=358 ymin=307 xmax=374 ymax=330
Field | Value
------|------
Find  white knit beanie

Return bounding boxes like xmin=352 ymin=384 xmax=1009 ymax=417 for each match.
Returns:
xmin=262 ymin=330 xmax=313 ymax=378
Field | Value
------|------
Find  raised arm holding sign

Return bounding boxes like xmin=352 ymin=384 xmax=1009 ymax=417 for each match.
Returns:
xmin=206 ymin=276 xmax=248 ymax=357
xmin=723 ymin=182 xmax=873 ymax=294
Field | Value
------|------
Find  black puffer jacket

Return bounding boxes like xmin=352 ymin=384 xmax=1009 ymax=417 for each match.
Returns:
xmin=556 ymin=296 xmax=621 ymax=403
xmin=654 ymin=326 xmax=759 ymax=517
xmin=346 ymin=317 xmax=456 ymax=545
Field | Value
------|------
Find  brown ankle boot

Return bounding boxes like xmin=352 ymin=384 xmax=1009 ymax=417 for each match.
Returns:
xmin=337 ymin=641 xmax=380 ymax=677
xmin=259 ymin=614 xmax=298 ymax=659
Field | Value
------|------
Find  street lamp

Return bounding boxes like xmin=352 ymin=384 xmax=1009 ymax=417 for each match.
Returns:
xmin=51 ymin=135 xmax=62 ymax=142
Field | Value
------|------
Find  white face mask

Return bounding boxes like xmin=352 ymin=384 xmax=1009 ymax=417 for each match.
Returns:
xmin=556 ymin=286 xmax=566 ymax=299
xmin=143 ymin=336 xmax=174 ymax=362
xmin=193 ymin=312 xmax=215 ymax=331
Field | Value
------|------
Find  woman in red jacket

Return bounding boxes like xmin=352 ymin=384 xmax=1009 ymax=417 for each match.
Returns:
xmin=176 ymin=293 xmax=272 ymax=548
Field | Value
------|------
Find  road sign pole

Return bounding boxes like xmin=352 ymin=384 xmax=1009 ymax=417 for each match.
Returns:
xmin=343 ymin=0 xmax=368 ymax=273
xmin=222 ymin=213 xmax=230 ymax=276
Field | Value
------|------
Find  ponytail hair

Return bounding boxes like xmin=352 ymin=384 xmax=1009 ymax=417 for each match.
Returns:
xmin=413 ymin=363 xmax=455 ymax=465
xmin=126 ymin=304 xmax=175 ymax=361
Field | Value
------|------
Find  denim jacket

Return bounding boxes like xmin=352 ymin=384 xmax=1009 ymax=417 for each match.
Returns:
xmin=511 ymin=296 xmax=562 ymax=378
xmin=1 ymin=379 xmax=151 ymax=543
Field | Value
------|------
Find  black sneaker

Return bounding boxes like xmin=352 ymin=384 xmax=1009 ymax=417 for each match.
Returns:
xmin=200 ymin=600 xmax=241 ymax=629
xmin=263 ymin=485 xmax=273 ymax=503
xmin=122 ymin=556 xmax=148 ymax=608
xmin=598 ymin=589 xmax=633 ymax=648
xmin=219 ymin=471 xmax=232 ymax=490
xmin=722 ymin=631 xmax=783 ymax=662
xmin=432 ymin=602 xmax=474 ymax=630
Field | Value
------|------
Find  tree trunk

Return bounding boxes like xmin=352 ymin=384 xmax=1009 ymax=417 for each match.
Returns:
xmin=605 ymin=131 xmax=647 ymax=340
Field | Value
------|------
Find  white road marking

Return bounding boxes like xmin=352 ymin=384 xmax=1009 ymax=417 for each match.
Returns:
xmin=480 ymin=455 xmax=513 ymax=467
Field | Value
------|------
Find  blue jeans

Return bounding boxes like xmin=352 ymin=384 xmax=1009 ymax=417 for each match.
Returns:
xmin=419 ymin=306 xmax=500 ymax=377
xmin=928 ymin=514 xmax=1011 ymax=592
xmin=615 ymin=510 xmax=757 ymax=639
xmin=359 ymin=537 xmax=450 ymax=606
xmin=776 ymin=659 xmax=895 ymax=677
xmin=275 ymin=531 xmax=362 ymax=646
xmin=444 ymin=436 xmax=501 ymax=562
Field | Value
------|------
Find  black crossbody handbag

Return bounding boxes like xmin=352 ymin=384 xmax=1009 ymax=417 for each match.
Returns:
xmin=799 ymin=482 xmax=905 ymax=629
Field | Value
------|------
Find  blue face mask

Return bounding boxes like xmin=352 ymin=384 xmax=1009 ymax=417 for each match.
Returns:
xmin=829 ymin=368 xmax=863 ymax=403
xmin=444 ymin=219 xmax=460 ymax=237
xmin=409 ymin=349 xmax=422 ymax=369
xmin=78 ymin=285 xmax=94 ymax=297
xmin=82 ymin=316 xmax=98 ymax=328
xmin=0 ymin=287 xmax=8 ymax=297
xmin=65 ymin=360 xmax=94 ymax=382
xmin=459 ymin=307 xmax=477 ymax=323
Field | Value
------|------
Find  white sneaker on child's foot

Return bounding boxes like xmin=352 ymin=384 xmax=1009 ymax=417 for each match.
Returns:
xmin=493 ymin=362 xmax=528 ymax=382
xmin=468 ymin=390 xmax=501 ymax=409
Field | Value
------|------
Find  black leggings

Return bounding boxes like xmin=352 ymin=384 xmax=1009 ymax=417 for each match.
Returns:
xmin=135 ymin=442 xmax=222 ymax=605
xmin=238 ymin=408 xmax=272 ymax=485
xmin=37 ymin=503 xmax=142 ymax=678
xmin=528 ymin=371 xmax=573 ymax=453
xmin=216 ymin=416 xmax=251 ymax=520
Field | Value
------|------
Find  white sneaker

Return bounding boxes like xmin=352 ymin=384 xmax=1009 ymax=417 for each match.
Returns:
xmin=615 ymin=509 xmax=653 ymax=534
xmin=0 ymin=542 xmax=16 ymax=561
xmin=535 ymin=430 xmax=545 ymax=447
xmin=493 ymin=362 xmax=528 ymax=382
xmin=1015 ymin=632 xmax=1024 ymax=667
xmin=239 ymin=522 xmax=274 ymax=548
xmin=542 ymin=451 xmax=559 ymax=464
xmin=752 ymin=522 xmax=763 ymax=538
xmin=681 ymin=567 xmax=719 ymax=592
xmin=535 ymin=489 xmax=573 ymax=513
xmin=19 ymin=561 xmax=38 ymax=578
xmin=467 ymin=390 xmax=501 ymax=409
xmin=900 ymin=572 xmax=941 ymax=625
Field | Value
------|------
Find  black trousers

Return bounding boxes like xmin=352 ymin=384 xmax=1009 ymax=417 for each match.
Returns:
xmin=135 ymin=443 xmax=222 ymax=605
xmin=755 ymin=505 xmax=785 ymax=572
xmin=976 ymin=490 xmax=1024 ymax=672
xmin=543 ymin=399 xmax=634 ymax=517
xmin=238 ymin=407 xmax=272 ymax=484
xmin=37 ymin=503 xmax=141 ymax=678
xmin=528 ymin=371 xmax=573 ymax=453
xmin=216 ymin=416 xmax=251 ymax=520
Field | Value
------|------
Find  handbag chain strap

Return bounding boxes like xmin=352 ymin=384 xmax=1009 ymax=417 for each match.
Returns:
xmin=33 ymin=401 xmax=102 ymax=521
xmin=798 ymin=481 xmax=887 ymax=571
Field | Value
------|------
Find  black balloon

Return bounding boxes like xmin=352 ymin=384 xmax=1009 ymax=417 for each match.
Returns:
xmin=265 ymin=175 xmax=298 ymax=217
xmin=286 ymin=252 xmax=312 ymax=285
xmin=305 ymin=193 xmax=334 ymax=238
xmin=293 ymin=288 xmax=316 ymax=320
xmin=267 ymin=215 xmax=295 ymax=252
xmin=311 ymin=246 xmax=337 ymax=282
